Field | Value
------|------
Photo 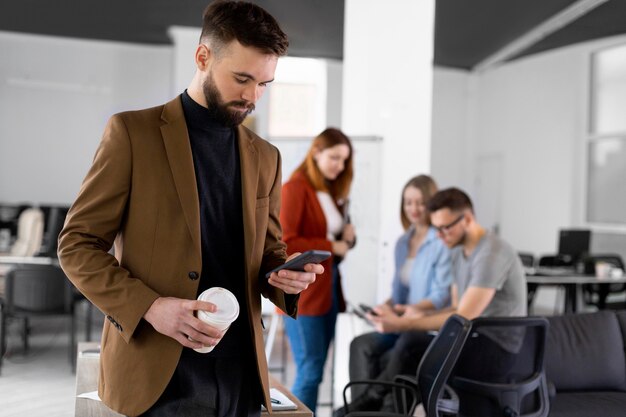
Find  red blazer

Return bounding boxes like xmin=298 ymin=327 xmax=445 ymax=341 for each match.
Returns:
xmin=280 ymin=170 xmax=346 ymax=315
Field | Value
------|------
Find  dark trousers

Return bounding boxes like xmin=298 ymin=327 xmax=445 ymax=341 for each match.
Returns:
xmin=349 ymin=331 xmax=436 ymax=398
xmin=140 ymin=348 xmax=262 ymax=417
xmin=348 ymin=332 xmax=399 ymax=397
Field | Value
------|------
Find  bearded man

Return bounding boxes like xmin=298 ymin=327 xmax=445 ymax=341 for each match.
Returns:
xmin=58 ymin=2 xmax=322 ymax=416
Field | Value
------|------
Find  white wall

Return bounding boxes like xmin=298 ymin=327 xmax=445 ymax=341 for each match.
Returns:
xmin=431 ymin=34 xmax=626 ymax=258
xmin=431 ymin=68 xmax=472 ymax=191
xmin=0 ymin=31 xmax=172 ymax=205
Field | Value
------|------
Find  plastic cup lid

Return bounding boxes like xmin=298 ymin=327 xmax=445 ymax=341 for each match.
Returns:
xmin=197 ymin=287 xmax=240 ymax=324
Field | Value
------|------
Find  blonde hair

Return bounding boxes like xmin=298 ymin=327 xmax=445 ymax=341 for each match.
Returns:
xmin=400 ymin=175 xmax=438 ymax=230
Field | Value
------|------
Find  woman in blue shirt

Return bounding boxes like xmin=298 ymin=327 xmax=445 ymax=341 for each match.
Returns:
xmin=347 ymin=174 xmax=452 ymax=399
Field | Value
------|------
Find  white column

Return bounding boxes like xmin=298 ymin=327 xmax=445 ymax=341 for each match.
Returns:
xmin=341 ymin=0 xmax=435 ymax=302
xmin=335 ymin=0 xmax=435 ymax=407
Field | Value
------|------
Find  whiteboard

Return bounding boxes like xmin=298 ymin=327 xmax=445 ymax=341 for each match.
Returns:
xmin=270 ymin=136 xmax=383 ymax=306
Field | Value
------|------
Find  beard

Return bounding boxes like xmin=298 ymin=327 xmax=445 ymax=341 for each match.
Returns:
xmin=454 ymin=230 xmax=468 ymax=248
xmin=202 ymin=72 xmax=255 ymax=127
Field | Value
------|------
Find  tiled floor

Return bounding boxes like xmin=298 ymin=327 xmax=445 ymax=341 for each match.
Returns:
xmin=0 ymin=306 xmax=334 ymax=417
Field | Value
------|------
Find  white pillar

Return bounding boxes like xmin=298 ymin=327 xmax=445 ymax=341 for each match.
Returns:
xmin=342 ymin=0 xmax=435 ymax=301
xmin=335 ymin=0 xmax=435 ymax=406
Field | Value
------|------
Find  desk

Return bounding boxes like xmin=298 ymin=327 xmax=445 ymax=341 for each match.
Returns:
xmin=526 ymin=273 xmax=626 ymax=313
xmin=0 ymin=255 xmax=58 ymax=265
xmin=75 ymin=342 xmax=312 ymax=417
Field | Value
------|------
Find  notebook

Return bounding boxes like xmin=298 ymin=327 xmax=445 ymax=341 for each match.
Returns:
xmin=261 ymin=388 xmax=297 ymax=411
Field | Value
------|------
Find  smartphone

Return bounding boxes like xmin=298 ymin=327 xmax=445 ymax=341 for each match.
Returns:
xmin=359 ymin=303 xmax=379 ymax=317
xmin=265 ymin=250 xmax=331 ymax=278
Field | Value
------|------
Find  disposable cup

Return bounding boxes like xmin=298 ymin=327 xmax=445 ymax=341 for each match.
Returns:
xmin=191 ymin=287 xmax=240 ymax=353
xmin=596 ymin=261 xmax=611 ymax=280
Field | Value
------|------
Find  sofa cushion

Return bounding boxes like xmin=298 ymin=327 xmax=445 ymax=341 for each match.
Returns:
xmin=614 ymin=310 xmax=626 ymax=348
xmin=549 ymin=391 xmax=626 ymax=417
xmin=545 ymin=311 xmax=626 ymax=392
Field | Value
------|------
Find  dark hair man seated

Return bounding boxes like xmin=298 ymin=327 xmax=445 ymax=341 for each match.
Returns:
xmin=335 ymin=187 xmax=527 ymax=416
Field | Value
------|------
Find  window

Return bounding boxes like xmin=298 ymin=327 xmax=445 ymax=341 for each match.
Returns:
xmin=587 ymin=44 xmax=626 ymax=225
xmin=268 ymin=57 xmax=327 ymax=137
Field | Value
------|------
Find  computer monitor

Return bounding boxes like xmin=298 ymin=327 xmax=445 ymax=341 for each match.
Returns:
xmin=38 ymin=205 xmax=70 ymax=257
xmin=557 ymin=229 xmax=591 ymax=263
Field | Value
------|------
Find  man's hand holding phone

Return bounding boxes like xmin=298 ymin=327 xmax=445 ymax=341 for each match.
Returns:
xmin=266 ymin=250 xmax=329 ymax=295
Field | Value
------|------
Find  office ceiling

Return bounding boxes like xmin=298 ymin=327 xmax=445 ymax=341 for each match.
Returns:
xmin=1 ymin=0 xmax=626 ymax=70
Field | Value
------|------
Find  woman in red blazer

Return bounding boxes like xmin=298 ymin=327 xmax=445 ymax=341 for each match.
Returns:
xmin=280 ymin=128 xmax=356 ymax=412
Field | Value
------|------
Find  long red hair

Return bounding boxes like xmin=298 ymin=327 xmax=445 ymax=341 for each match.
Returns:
xmin=293 ymin=128 xmax=354 ymax=202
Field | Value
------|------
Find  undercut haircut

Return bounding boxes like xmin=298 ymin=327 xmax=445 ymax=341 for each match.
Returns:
xmin=426 ymin=187 xmax=474 ymax=214
xmin=200 ymin=0 xmax=289 ymax=57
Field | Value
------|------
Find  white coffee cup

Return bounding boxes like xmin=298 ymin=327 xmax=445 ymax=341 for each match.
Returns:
xmin=192 ymin=287 xmax=240 ymax=353
xmin=595 ymin=261 xmax=611 ymax=280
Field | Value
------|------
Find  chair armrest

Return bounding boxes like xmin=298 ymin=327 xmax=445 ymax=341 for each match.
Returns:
xmin=342 ymin=379 xmax=419 ymax=415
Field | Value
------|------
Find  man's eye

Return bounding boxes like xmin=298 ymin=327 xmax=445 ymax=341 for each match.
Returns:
xmin=235 ymin=78 xmax=247 ymax=84
xmin=259 ymin=82 xmax=268 ymax=88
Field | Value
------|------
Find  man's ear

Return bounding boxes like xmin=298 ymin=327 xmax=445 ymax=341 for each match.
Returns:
xmin=195 ymin=44 xmax=211 ymax=70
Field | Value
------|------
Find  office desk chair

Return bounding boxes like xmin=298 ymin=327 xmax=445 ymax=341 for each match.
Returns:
xmin=450 ymin=316 xmax=550 ymax=417
xmin=520 ymin=253 xmax=537 ymax=310
xmin=8 ymin=207 xmax=44 ymax=257
xmin=582 ymin=254 xmax=625 ymax=309
xmin=339 ymin=315 xmax=472 ymax=416
xmin=0 ymin=264 xmax=81 ymax=374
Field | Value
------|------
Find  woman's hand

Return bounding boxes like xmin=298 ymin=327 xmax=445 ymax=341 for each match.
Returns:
xmin=342 ymin=224 xmax=356 ymax=245
xmin=332 ymin=240 xmax=350 ymax=257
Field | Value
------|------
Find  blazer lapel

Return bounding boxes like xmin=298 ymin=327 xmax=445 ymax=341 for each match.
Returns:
xmin=238 ymin=126 xmax=259 ymax=261
xmin=160 ymin=97 xmax=201 ymax=253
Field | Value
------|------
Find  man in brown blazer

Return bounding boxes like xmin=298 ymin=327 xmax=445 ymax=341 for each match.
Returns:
xmin=58 ymin=2 xmax=321 ymax=416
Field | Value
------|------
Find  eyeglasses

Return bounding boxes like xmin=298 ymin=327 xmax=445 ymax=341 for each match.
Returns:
xmin=433 ymin=214 xmax=465 ymax=234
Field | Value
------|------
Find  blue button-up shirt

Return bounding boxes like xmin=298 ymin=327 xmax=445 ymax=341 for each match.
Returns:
xmin=391 ymin=226 xmax=452 ymax=308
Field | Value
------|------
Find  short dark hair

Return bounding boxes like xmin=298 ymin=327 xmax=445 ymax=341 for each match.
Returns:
xmin=200 ymin=0 xmax=289 ymax=57
xmin=426 ymin=187 xmax=474 ymax=214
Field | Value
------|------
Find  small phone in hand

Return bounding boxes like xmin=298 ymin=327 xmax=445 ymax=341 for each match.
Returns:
xmin=359 ymin=303 xmax=379 ymax=317
xmin=265 ymin=250 xmax=331 ymax=278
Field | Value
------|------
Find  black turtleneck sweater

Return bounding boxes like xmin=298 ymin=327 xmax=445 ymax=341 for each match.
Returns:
xmin=180 ymin=91 xmax=250 ymax=358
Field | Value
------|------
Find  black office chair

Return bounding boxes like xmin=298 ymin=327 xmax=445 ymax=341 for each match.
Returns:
xmin=339 ymin=314 xmax=472 ymax=416
xmin=582 ymin=254 xmax=625 ymax=309
xmin=538 ymin=255 xmax=572 ymax=268
xmin=0 ymin=264 xmax=79 ymax=374
xmin=520 ymin=253 xmax=537 ymax=310
xmin=519 ymin=253 xmax=535 ymax=269
xmin=450 ymin=316 xmax=550 ymax=417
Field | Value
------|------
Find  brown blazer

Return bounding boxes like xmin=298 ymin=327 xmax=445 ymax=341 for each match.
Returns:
xmin=58 ymin=96 xmax=296 ymax=416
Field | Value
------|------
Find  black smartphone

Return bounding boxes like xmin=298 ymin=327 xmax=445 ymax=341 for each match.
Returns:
xmin=265 ymin=250 xmax=331 ymax=278
xmin=359 ymin=303 xmax=379 ymax=317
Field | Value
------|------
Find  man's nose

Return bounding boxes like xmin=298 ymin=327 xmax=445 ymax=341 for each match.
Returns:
xmin=242 ymin=84 xmax=260 ymax=103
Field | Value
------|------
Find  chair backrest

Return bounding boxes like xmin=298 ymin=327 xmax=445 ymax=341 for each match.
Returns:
xmin=518 ymin=253 xmax=535 ymax=268
xmin=538 ymin=254 xmax=572 ymax=267
xmin=9 ymin=207 xmax=44 ymax=257
xmin=450 ymin=316 xmax=550 ymax=417
xmin=586 ymin=254 xmax=625 ymax=271
xmin=417 ymin=314 xmax=472 ymax=417
xmin=37 ymin=206 xmax=69 ymax=257
xmin=5 ymin=264 xmax=72 ymax=313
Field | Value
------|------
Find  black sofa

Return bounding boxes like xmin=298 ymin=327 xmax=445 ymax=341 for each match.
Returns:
xmin=544 ymin=310 xmax=626 ymax=417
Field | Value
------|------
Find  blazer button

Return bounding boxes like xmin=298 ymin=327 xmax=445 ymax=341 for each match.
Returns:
xmin=188 ymin=271 xmax=199 ymax=280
